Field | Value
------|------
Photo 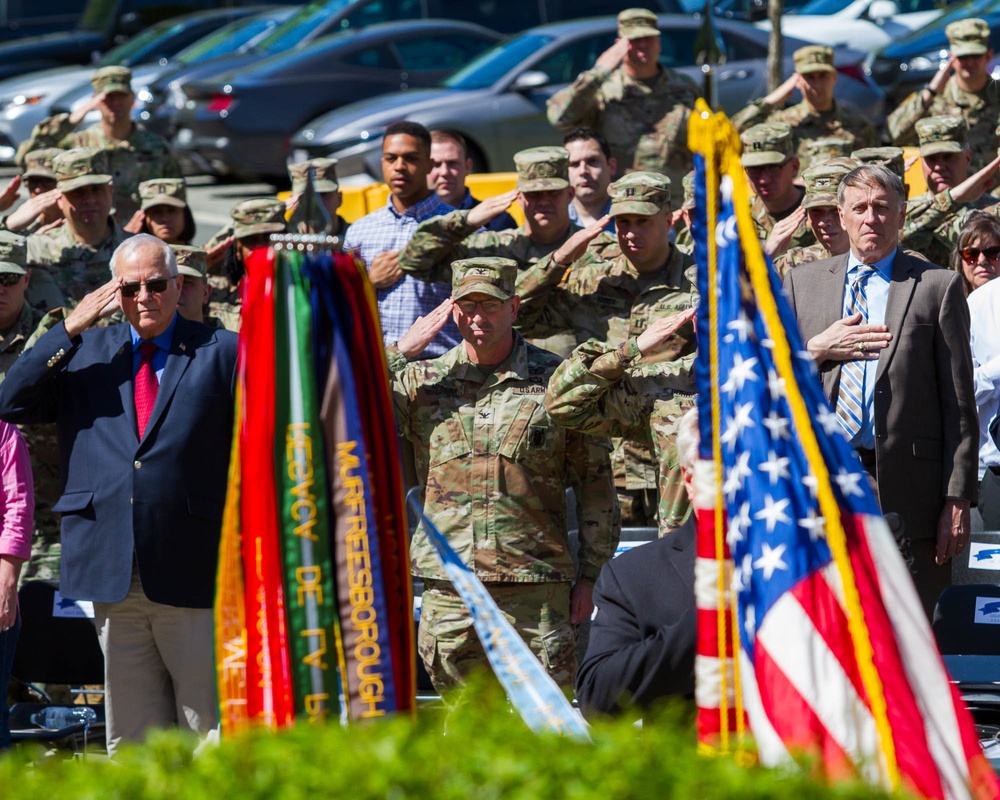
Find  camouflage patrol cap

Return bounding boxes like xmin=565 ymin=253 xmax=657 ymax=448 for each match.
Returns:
xmin=230 ymin=198 xmax=286 ymax=239
xmin=21 ymin=148 xmax=62 ymax=181
xmin=802 ymin=137 xmax=853 ymax=163
xmin=140 ymin=178 xmax=187 ymax=210
xmin=451 ymin=257 xmax=517 ymax=301
xmin=946 ymin=18 xmax=990 ymax=57
xmin=740 ymin=122 xmax=795 ymax=167
xmin=52 ymin=146 xmax=112 ymax=192
xmin=617 ymin=8 xmax=660 ymax=39
xmin=0 ymin=232 xmax=27 ymax=275
xmin=91 ymin=65 xmax=132 ymax=94
xmin=289 ymin=158 xmax=340 ymax=193
xmin=794 ymin=45 xmax=835 ymax=75
xmin=608 ymin=171 xmax=671 ymax=217
xmin=682 ymin=171 xmax=696 ymax=211
xmin=170 ymin=244 xmax=207 ymax=279
xmin=916 ymin=115 xmax=968 ymax=156
xmin=851 ymin=146 xmax=905 ymax=179
xmin=514 ymin=146 xmax=569 ymax=192
xmin=802 ymin=158 xmax=857 ymax=210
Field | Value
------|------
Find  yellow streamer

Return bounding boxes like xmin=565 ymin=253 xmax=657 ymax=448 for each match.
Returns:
xmin=687 ymin=101 xmax=898 ymax=787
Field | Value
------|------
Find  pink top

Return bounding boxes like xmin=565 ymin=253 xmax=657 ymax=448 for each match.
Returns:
xmin=0 ymin=420 xmax=33 ymax=562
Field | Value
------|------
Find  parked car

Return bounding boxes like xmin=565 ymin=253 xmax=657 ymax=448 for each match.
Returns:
xmin=0 ymin=6 xmax=272 ymax=163
xmin=756 ymin=0 xmax=956 ymax=53
xmin=680 ymin=0 xmax=814 ymax=21
xmin=0 ymin=0 xmax=298 ymax=83
xmin=866 ymin=0 xmax=1000 ymax=105
xmin=173 ymin=20 xmax=502 ymax=183
xmin=289 ymin=14 xmax=884 ymax=184
xmin=52 ymin=7 xmax=300 ymax=140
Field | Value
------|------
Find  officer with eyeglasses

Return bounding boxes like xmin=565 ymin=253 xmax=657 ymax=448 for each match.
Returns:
xmin=387 ymin=256 xmax=619 ymax=698
xmin=0 ymin=233 xmax=236 ymax=754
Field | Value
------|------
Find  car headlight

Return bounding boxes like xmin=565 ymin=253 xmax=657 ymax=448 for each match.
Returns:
xmin=905 ymin=50 xmax=948 ymax=72
xmin=11 ymin=94 xmax=43 ymax=107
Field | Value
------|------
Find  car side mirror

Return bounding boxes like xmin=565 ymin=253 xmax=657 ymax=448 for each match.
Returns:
xmin=510 ymin=70 xmax=549 ymax=91
xmin=868 ymin=0 xmax=899 ymax=22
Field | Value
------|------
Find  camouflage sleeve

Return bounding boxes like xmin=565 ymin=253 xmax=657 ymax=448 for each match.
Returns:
xmin=161 ymin=150 xmax=182 ymax=179
xmin=14 ymin=113 xmax=76 ymax=167
xmin=544 ymin=340 xmax=645 ymax=438
xmin=396 ymin=209 xmax=481 ymax=283
xmin=545 ymin=66 xmax=610 ymax=131
xmin=730 ymin=99 xmax=774 ymax=133
xmin=390 ymin=363 xmax=416 ymax=442
xmin=24 ymin=308 xmax=66 ymax=352
xmin=512 ymin=252 xmax=574 ymax=339
xmin=385 ymin=342 xmax=408 ymax=373
xmin=902 ymin=190 xmax=955 ymax=249
xmin=565 ymin=428 xmax=619 ymax=582
xmin=886 ymin=90 xmax=930 ymax=146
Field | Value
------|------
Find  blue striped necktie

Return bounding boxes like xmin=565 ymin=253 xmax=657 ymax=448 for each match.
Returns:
xmin=836 ymin=265 xmax=875 ymax=439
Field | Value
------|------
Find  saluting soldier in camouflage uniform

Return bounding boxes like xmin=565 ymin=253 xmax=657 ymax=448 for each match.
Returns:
xmin=0 ymin=235 xmax=62 ymax=584
xmin=545 ymin=310 xmax=696 ymax=538
xmin=515 ymin=173 xmax=697 ymax=530
xmin=399 ymin=147 xmax=591 ymax=355
xmin=742 ymin=123 xmax=817 ymax=254
xmin=732 ymin=45 xmax=879 ymax=172
xmin=888 ymin=19 xmax=1000 ymax=175
xmin=389 ymin=257 xmax=619 ymax=694
xmin=2 ymin=148 xmax=64 ymax=235
xmin=546 ymin=8 xmax=699 ymax=191
xmin=902 ymin=116 xmax=1000 ymax=267
xmin=288 ymin=157 xmax=350 ymax=238
xmin=26 ymin=147 xmax=130 ymax=309
xmin=16 ymin=66 xmax=179 ymax=221
xmin=774 ymin=157 xmax=857 ymax=275
xmin=206 ymin=198 xmax=286 ymax=333
xmin=672 ymin=171 xmax=696 ymax=256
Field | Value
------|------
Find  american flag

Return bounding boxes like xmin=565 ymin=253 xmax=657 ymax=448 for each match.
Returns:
xmin=689 ymin=104 xmax=999 ymax=798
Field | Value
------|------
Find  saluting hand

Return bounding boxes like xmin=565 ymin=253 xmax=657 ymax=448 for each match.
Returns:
xmin=466 ymin=189 xmax=518 ymax=229
xmin=70 ymin=92 xmax=106 ymax=126
xmin=0 ymin=175 xmax=21 ymax=213
xmin=595 ymin=38 xmax=630 ymax=72
xmin=397 ymin=297 xmax=454 ymax=360
xmin=764 ymin=206 xmax=806 ymax=258
xmin=635 ymin=307 xmax=697 ymax=357
xmin=64 ymin=275 xmax=122 ymax=339
xmin=551 ymin=215 xmax=611 ymax=268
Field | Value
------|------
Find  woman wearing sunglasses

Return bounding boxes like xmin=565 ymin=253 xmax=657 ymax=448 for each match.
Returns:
xmin=951 ymin=211 xmax=1000 ymax=294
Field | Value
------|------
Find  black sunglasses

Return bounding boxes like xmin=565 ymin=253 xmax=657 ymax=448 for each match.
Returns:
xmin=960 ymin=245 xmax=1000 ymax=263
xmin=0 ymin=273 xmax=23 ymax=287
xmin=120 ymin=278 xmax=173 ymax=298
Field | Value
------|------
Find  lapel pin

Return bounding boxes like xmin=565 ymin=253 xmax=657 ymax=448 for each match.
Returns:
xmin=179 ymin=343 xmax=186 ymax=352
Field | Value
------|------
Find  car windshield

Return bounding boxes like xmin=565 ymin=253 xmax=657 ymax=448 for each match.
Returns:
xmin=444 ymin=33 xmax=556 ymax=90
xmin=97 ymin=19 xmax=187 ymax=66
xmin=795 ymin=0 xmax=854 ymax=13
xmin=255 ymin=0 xmax=353 ymax=54
xmin=174 ymin=12 xmax=294 ymax=64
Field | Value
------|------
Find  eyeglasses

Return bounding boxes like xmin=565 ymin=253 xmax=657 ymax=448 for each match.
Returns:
xmin=960 ymin=245 xmax=1000 ymax=263
xmin=0 ymin=273 xmax=23 ymax=287
xmin=456 ymin=299 xmax=505 ymax=314
xmin=120 ymin=277 xmax=173 ymax=298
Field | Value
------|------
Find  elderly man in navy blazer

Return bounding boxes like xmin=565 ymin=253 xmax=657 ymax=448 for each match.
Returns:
xmin=0 ymin=233 xmax=237 ymax=754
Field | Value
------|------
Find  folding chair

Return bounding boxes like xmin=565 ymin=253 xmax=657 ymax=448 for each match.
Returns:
xmin=7 ymin=580 xmax=106 ymax=753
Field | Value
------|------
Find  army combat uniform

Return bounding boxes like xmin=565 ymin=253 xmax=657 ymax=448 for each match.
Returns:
xmin=16 ymin=66 xmax=180 ymax=220
xmin=887 ymin=19 xmax=1000 ymax=175
xmin=392 ymin=258 xmax=619 ymax=693
xmin=901 ymin=116 xmax=997 ymax=266
xmin=546 ymin=8 xmax=699 ymax=191
xmin=741 ymin=123 xmax=816 ymax=250
xmin=24 ymin=147 xmax=127 ymax=309
xmin=2 ymin=148 xmax=63 ymax=235
xmin=732 ymin=45 xmax=879 ymax=172
xmin=288 ymin=157 xmax=349 ymax=238
xmin=545 ymin=339 xmax=695 ymax=535
xmin=516 ymin=173 xmax=697 ymax=530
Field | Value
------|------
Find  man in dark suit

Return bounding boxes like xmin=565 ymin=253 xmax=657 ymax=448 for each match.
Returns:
xmin=575 ymin=408 xmax=697 ymax=718
xmin=0 ymin=233 xmax=237 ymax=754
xmin=783 ymin=164 xmax=978 ymax=617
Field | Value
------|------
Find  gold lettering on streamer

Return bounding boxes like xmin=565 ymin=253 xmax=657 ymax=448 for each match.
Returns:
xmin=338 ymin=441 xmax=387 ymax=718
xmin=287 ymin=423 xmax=319 ymax=542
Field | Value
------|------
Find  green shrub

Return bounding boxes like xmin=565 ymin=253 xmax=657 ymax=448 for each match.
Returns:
xmin=0 ymin=684 xmax=906 ymax=799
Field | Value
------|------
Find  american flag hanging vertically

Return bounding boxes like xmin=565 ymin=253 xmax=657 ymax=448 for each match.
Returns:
xmin=688 ymin=101 xmax=1000 ymax=799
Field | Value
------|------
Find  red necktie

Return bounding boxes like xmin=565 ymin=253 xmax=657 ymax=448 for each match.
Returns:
xmin=135 ymin=341 xmax=159 ymax=439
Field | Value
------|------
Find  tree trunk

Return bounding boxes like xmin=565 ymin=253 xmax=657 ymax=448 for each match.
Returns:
xmin=767 ymin=0 xmax=784 ymax=92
